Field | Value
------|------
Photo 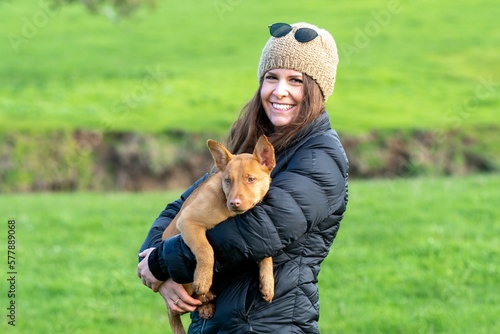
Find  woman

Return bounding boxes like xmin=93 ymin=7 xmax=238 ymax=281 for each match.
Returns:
xmin=137 ymin=22 xmax=349 ymax=333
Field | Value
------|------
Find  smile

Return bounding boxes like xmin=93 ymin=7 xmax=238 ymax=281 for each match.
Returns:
xmin=272 ymin=103 xmax=295 ymax=111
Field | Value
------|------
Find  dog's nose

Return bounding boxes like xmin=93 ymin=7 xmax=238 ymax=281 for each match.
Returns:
xmin=230 ymin=198 xmax=241 ymax=209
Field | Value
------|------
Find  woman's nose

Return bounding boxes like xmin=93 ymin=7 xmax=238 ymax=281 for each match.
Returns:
xmin=273 ymin=80 xmax=289 ymax=98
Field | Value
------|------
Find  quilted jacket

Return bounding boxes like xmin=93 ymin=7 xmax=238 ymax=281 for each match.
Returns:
xmin=139 ymin=112 xmax=349 ymax=333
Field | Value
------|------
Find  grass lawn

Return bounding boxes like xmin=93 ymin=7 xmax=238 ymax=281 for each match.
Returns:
xmin=0 ymin=0 xmax=498 ymax=134
xmin=1 ymin=173 xmax=498 ymax=333
xmin=0 ymin=1 xmax=499 ymax=331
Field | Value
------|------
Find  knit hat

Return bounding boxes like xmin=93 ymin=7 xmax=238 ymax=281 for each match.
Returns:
xmin=258 ymin=22 xmax=339 ymax=102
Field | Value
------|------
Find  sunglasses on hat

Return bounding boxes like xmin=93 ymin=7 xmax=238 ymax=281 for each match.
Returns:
xmin=268 ymin=23 xmax=318 ymax=43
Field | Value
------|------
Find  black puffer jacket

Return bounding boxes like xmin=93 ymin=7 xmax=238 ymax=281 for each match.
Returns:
xmin=140 ymin=112 xmax=348 ymax=333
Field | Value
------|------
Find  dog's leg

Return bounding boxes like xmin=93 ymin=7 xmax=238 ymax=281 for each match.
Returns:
xmin=179 ymin=223 xmax=214 ymax=302
xmin=162 ymin=216 xmax=180 ymax=240
xmin=258 ymin=257 xmax=274 ymax=302
xmin=167 ymin=308 xmax=186 ymax=334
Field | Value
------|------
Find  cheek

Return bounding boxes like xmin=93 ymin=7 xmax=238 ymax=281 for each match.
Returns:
xmin=292 ymin=87 xmax=305 ymax=103
xmin=260 ymin=84 xmax=272 ymax=101
xmin=260 ymin=87 xmax=272 ymax=116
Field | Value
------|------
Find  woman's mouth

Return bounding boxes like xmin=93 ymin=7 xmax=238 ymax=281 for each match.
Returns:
xmin=272 ymin=103 xmax=295 ymax=111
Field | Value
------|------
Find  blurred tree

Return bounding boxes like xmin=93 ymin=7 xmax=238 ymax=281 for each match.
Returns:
xmin=62 ymin=0 xmax=157 ymax=20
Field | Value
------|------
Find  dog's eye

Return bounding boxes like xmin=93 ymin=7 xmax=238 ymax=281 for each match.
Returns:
xmin=247 ymin=176 xmax=256 ymax=183
xmin=224 ymin=178 xmax=231 ymax=185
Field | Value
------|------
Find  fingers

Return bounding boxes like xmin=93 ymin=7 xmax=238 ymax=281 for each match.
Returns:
xmin=166 ymin=295 xmax=199 ymax=314
xmin=168 ymin=296 xmax=194 ymax=315
xmin=140 ymin=272 xmax=162 ymax=292
xmin=138 ymin=247 xmax=155 ymax=258
xmin=151 ymin=281 xmax=162 ymax=293
xmin=159 ymin=285 xmax=187 ymax=314
xmin=159 ymin=280 xmax=202 ymax=314
xmin=137 ymin=249 xmax=163 ymax=292
xmin=177 ymin=290 xmax=203 ymax=307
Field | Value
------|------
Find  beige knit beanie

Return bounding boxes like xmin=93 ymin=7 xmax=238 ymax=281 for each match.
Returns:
xmin=258 ymin=22 xmax=339 ymax=102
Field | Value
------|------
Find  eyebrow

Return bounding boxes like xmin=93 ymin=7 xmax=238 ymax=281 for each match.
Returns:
xmin=267 ymin=70 xmax=303 ymax=79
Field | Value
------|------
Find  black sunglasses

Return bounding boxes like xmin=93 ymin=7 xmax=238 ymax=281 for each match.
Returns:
xmin=268 ymin=23 xmax=318 ymax=43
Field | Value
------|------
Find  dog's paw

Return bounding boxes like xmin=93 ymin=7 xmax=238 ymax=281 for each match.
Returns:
xmin=260 ymin=287 xmax=274 ymax=303
xmin=198 ymin=303 xmax=215 ymax=319
xmin=204 ymin=290 xmax=216 ymax=302
xmin=193 ymin=277 xmax=212 ymax=298
xmin=259 ymin=277 xmax=275 ymax=302
xmin=196 ymin=290 xmax=216 ymax=304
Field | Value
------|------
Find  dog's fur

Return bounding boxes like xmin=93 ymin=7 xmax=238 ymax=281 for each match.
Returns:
xmin=161 ymin=135 xmax=276 ymax=334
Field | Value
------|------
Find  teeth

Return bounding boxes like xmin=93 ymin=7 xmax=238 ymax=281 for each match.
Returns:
xmin=273 ymin=103 xmax=293 ymax=111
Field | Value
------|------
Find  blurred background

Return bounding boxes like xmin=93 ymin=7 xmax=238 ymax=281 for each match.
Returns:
xmin=1 ymin=0 xmax=498 ymax=192
xmin=0 ymin=0 xmax=498 ymax=333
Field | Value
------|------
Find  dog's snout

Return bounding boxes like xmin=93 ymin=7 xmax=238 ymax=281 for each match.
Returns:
xmin=229 ymin=198 xmax=242 ymax=209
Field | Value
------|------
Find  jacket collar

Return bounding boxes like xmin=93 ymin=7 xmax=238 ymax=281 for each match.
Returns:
xmin=271 ymin=111 xmax=331 ymax=177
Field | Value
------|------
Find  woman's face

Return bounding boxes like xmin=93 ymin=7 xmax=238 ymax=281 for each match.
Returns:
xmin=260 ymin=69 xmax=304 ymax=127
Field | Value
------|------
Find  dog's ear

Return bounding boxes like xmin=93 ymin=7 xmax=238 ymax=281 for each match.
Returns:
xmin=207 ymin=140 xmax=233 ymax=172
xmin=253 ymin=135 xmax=276 ymax=172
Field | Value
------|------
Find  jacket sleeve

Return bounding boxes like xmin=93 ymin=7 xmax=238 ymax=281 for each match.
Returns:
xmin=154 ymin=132 xmax=348 ymax=280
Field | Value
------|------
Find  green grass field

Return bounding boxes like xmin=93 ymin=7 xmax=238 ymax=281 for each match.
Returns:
xmin=0 ymin=0 xmax=498 ymax=134
xmin=1 ymin=0 xmax=499 ymax=333
xmin=1 ymin=174 xmax=499 ymax=333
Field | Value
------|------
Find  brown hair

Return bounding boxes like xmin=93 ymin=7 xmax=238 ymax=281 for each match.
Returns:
xmin=227 ymin=74 xmax=325 ymax=154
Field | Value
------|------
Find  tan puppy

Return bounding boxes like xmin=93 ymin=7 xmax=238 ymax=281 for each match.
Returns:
xmin=162 ymin=135 xmax=276 ymax=334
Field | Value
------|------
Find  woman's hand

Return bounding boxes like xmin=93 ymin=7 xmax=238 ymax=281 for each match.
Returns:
xmin=159 ymin=279 xmax=203 ymax=315
xmin=137 ymin=248 xmax=202 ymax=314
xmin=137 ymin=248 xmax=163 ymax=292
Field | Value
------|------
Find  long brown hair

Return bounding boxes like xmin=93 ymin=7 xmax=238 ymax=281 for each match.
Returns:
xmin=227 ymin=74 xmax=325 ymax=154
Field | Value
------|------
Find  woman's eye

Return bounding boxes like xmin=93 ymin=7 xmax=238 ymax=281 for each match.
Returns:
xmin=265 ymin=75 xmax=277 ymax=81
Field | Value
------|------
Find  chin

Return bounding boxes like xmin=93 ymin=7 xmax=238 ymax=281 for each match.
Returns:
xmin=271 ymin=119 xmax=292 ymax=127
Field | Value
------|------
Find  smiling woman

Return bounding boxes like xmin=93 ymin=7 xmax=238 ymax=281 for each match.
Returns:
xmin=138 ymin=21 xmax=349 ymax=334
